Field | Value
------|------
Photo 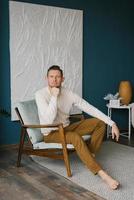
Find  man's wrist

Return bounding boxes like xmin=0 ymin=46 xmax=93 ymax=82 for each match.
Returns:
xmin=112 ymin=123 xmax=117 ymax=128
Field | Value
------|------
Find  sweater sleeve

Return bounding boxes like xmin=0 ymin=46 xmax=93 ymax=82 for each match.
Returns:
xmin=72 ymin=93 xmax=115 ymax=127
xmin=35 ymin=92 xmax=58 ymax=124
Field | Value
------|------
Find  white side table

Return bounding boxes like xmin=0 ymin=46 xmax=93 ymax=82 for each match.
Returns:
xmin=106 ymin=103 xmax=133 ymax=141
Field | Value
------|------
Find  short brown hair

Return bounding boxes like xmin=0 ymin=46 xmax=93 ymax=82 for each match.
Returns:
xmin=47 ymin=65 xmax=63 ymax=76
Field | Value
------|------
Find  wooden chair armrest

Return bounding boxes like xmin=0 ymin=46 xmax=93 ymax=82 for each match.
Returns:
xmin=70 ymin=113 xmax=84 ymax=120
xmin=23 ymin=123 xmax=67 ymax=144
xmin=22 ymin=123 xmax=63 ymax=128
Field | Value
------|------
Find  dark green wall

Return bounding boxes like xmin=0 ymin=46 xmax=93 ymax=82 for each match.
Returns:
xmin=0 ymin=0 xmax=134 ymax=145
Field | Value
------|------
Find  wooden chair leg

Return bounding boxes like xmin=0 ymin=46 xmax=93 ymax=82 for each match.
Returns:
xmin=59 ymin=125 xmax=72 ymax=177
xmin=62 ymin=146 xmax=72 ymax=177
xmin=17 ymin=127 xmax=26 ymax=167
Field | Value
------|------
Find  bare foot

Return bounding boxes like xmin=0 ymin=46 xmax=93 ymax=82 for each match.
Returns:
xmin=98 ymin=170 xmax=119 ymax=190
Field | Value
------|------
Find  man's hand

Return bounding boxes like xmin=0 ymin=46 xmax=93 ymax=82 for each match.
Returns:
xmin=51 ymin=87 xmax=60 ymax=97
xmin=111 ymin=123 xmax=120 ymax=142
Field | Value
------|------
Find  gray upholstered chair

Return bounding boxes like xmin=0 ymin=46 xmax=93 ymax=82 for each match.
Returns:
xmin=15 ymin=99 xmax=90 ymax=177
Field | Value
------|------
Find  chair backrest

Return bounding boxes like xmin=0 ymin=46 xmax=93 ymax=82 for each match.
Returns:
xmin=16 ymin=99 xmax=44 ymax=144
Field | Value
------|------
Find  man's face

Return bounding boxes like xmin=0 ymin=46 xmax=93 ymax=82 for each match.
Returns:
xmin=47 ymin=70 xmax=64 ymax=88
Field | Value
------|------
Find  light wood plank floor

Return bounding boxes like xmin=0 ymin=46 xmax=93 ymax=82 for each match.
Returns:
xmin=0 ymin=147 xmax=105 ymax=200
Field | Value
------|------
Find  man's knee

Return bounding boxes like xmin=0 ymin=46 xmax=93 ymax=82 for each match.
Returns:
xmin=98 ymin=120 xmax=106 ymax=129
xmin=86 ymin=118 xmax=106 ymax=129
xmin=97 ymin=120 xmax=106 ymax=137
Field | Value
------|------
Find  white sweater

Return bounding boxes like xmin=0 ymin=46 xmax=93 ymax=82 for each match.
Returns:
xmin=35 ymin=87 xmax=114 ymax=135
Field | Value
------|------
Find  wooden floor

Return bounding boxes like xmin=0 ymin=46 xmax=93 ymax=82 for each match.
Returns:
xmin=0 ymin=132 xmax=134 ymax=200
xmin=0 ymin=147 xmax=105 ymax=200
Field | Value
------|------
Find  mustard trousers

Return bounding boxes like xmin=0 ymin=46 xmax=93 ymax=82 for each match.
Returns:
xmin=44 ymin=118 xmax=106 ymax=174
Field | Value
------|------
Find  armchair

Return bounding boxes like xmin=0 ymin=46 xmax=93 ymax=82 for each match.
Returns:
xmin=15 ymin=99 xmax=90 ymax=177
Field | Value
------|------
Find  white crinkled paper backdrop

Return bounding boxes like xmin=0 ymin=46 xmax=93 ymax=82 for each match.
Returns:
xmin=9 ymin=1 xmax=83 ymax=120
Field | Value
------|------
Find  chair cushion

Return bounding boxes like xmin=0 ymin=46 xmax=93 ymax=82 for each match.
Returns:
xmin=33 ymin=135 xmax=91 ymax=149
xmin=33 ymin=142 xmax=74 ymax=149
xmin=17 ymin=100 xmax=44 ymax=144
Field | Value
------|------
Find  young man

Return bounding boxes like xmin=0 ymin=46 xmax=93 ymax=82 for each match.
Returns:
xmin=35 ymin=65 xmax=120 ymax=190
